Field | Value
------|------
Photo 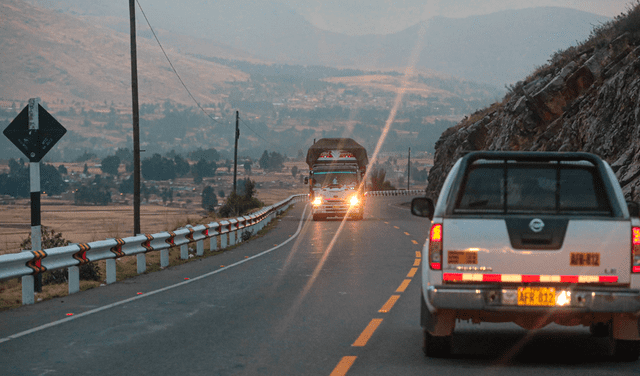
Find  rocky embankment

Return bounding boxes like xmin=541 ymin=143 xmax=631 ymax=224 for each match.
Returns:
xmin=426 ymin=7 xmax=640 ymax=201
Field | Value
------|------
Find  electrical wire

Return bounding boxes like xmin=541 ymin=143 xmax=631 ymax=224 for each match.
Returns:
xmin=135 ymin=0 xmax=222 ymax=125
xmin=136 ymin=1 xmax=284 ymax=151
xmin=239 ymin=117 xmax=282 ymax=149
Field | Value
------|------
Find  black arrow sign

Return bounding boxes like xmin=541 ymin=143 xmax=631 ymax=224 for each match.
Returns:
xmin=3 ymin=104 xmax=66 ymax=162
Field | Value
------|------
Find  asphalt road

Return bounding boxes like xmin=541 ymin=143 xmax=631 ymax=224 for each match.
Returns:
xmin=0 ymin=196 xmax=638 ymax=375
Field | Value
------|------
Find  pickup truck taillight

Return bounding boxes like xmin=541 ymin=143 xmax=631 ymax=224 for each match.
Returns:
xmin=429 ymin=223 xmax=443 ymax=270
xmin=633 ymin=227 xmax=640 ymax=273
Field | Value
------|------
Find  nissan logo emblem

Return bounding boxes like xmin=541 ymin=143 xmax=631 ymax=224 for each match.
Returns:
xmin=529 ymin=218 xmax=545 ymax=233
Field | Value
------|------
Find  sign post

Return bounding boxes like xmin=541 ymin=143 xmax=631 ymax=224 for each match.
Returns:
xmin=3 ymin=97 xmax=66 ymax=304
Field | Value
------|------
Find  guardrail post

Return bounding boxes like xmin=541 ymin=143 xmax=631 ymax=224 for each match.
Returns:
xmin=68 ymin=266 xmax=80 ymax=294
xmin=180 ymin=244 xmax=188 ymax=260
xmin=22 ymin=275 xmax=35 ymax=305
xmin=209 ymin=235 xmax=218 ymax=251
xmin=221 ymin=233 xmax=228 ymax=249
xmin=229 ymin=230 xmax=236 ymax=246
xmin=160 ymin=249 xmax=169 ymax=267
xmin=196 ymin=240 xmax=204 ymax=256
xmin=106 ymin=259 xmax=116 ymax=284
xmin=137 ymin=254 xmax=146 ymax=274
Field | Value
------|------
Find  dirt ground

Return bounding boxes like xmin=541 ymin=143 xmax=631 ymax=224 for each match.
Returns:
xmin=0 ymin=161 xmax=309 ymax=255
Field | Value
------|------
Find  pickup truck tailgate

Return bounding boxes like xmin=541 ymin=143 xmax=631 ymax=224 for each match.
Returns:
xmin=441 ymin=218 xmax=631 ymax=284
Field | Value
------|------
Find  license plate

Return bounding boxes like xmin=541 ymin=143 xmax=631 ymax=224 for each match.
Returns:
xmin=517 ymin=287 xmax=556 ymax=306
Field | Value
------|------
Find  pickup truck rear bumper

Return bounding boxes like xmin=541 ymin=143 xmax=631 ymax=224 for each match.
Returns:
xmin=426 ymin=285 xmax=640 ymax=313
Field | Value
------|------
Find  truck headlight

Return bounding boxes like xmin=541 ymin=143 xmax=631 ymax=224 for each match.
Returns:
xmin=349 ymin=195 xmax=359 ymax=206
xmin=313 ymin=196 xmax=323 ymax=206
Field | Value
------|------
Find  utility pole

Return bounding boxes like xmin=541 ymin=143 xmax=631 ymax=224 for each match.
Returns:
xmin=407 ymin=147 xmax=411 ymax=191
xmin=129 ymin=0 xmax=141 ymax=235
xmin=233 ymin=110 xmax=239 ymax=194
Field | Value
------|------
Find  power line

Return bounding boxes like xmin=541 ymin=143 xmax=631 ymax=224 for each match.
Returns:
xmin=135 ymin=0 xmax=222 ymax=125
xmin=239 ymin=117 xmax=281 ymax=149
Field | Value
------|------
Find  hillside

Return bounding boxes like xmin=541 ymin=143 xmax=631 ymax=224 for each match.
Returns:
xmin=24 ymin=0 xmax=607 ymax=87
xmin=426 ymin=4 xmax=640 ymax=201
xmin=0 ymin=0 xmax=247 ymax=108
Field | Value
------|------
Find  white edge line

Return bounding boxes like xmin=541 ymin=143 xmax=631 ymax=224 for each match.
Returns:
xmin=0 ymin=204 xmax=309 ymax=345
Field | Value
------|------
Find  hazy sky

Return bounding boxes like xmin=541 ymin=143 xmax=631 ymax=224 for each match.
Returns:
xmin=285 ymin=0 xmax=635 ymax=34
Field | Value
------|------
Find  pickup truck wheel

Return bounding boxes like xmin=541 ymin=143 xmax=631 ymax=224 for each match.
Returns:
xmin=422 ymin=328 xmax=451 ymax=358
xmin=589 ymin=322 xmax=610 ymax=337
xmin=613 ymin=339 xmax=640 ymax=362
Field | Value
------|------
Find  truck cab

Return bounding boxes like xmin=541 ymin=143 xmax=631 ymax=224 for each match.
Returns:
xmin=306 ymin=139 xmax=368 ymax=221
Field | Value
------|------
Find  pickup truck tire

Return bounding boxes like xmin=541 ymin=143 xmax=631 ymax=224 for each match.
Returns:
xmin=589 ymin=322 xmax=611 ymax=338
xmin=422 ymin=328 xmax=451 ymax=358
xmin=613 ymin=339 xmax=640 ymax=362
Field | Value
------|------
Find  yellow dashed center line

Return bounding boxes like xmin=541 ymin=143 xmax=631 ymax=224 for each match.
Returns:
xmin=352 ymin=319 xmax=383 ymax=347
xmin=331 ymin=225 xmax=423 ymax=375
xmin=379 ymin=295 xmax=400 ymax=313
xmin=330 ymin=356 xmax=357 ymax=376
xmin=396 ymin=279 xmax=411 ymax=293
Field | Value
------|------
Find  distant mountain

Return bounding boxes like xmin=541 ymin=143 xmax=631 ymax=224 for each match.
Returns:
xmin=25 ymin=1 xmax=609 ymax=87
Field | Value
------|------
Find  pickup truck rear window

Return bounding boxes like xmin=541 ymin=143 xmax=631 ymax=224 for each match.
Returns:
xmin=455 ymin=162 xmax=612 ymax=215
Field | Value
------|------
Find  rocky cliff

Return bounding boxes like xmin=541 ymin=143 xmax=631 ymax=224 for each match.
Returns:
xmin=426 ymin=4 xmax=640 ymax=201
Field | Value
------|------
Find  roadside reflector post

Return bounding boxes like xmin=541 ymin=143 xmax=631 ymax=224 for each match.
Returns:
xmin=136 ymin=254 xmax=146 ymax=274
xmin=68 ymin=266 xmax=80 ymax=294
xmin=160 ymin=249 xmax=169 ymax=267
xmin=196 ymin=240 xmax=204 ymax=256
xmin=106 ymin=259 xmax=116 ymax=284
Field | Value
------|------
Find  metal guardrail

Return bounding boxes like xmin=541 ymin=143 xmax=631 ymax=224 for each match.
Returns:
xmin=365 ymin=189 xmax=425 ymax=197
xmin=0 ymin=194 xmax=307 ymax=305
xmin=1 ymin=191 xmax=423 ymax=305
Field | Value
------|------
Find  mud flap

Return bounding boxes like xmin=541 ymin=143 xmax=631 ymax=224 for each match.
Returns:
xmin=421 ymin=291 xmax=455 ymax=336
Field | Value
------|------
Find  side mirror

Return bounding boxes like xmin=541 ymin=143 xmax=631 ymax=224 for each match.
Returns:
xmin=411 ymin=197 xmax=434 ymax=220
xmin=304 ymin=177 xmax=309 ymax=185
xmin=627 ymin=201 xmax=640 ymax=218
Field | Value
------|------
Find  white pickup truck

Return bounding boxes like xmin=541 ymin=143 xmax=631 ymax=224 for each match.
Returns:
xmin=412 ymin=151 xmax=640 ymax=361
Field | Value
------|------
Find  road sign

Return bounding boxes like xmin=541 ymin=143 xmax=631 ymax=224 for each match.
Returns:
xmin=3 ymin=104 xmax=66 ymax=162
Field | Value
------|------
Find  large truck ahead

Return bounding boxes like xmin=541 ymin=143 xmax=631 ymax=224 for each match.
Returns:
xmin=305 ymin=138 xmax=368 ymax=221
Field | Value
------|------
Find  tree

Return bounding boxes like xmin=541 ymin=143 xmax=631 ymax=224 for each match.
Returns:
xmin=174 ymin=155 xmax=190 ymax=177
xmin=218 ymin=178 xmax=262 ymax=217
xmin=75 ymin=185 xmax=111 ymax=205
xmin=370 ymin=168 xmax=386 ymax=191
xmin=202 ymin=186 xmax=218 ymax=212
xmin=41 ymin=164 xmax=68 ymax=195
xmin=83 ymin=164 xmax=89 ymax=175
xmin=244 ymin=161 xmax=252 ymax=175
xmin=259 ymin=150 xmax=285 ymax=171
xmin=291 ymin=165 xmax=299 ymax=178
xmin=141 ymin=154 xmax=177 ymax=181
xmin=57 ymin=164 xmax=68 ymax=175
xmin=101 ymin=155 xmax=121 ymax=176
xmin=218 ymin=189 xmax=225 ymax=198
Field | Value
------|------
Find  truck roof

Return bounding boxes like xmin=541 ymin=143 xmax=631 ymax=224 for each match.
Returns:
xmin=306 ymin=138 xmax=368 ymax=168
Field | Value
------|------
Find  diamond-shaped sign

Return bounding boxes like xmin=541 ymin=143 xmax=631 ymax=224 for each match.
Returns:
xmin=3 ymin=104 xmax=66 ymax=162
